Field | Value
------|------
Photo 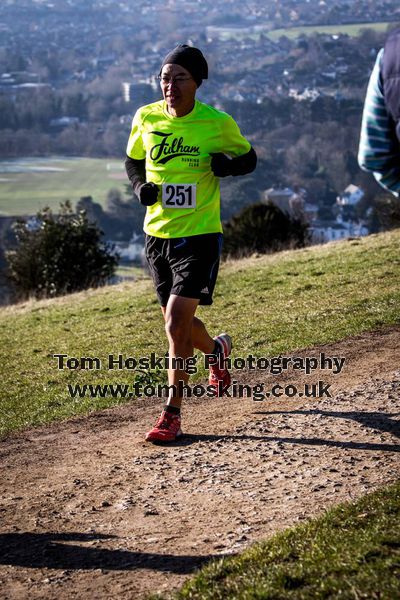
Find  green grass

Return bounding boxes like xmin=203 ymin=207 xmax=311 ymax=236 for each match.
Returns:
xmin=115 ymin=264 xmax=144 ymax=281
xmin=217 ymin=21 xmax=396 ymax=42
xmin=266 ymin=21 xmax=397 ymax=41
xmin=159 ymin=480 xmax=400 ymax=600
xmin=0 ymin=229 xmax=399 ymax=436
xmin=0 ymin=157 xmax=127 ymax=216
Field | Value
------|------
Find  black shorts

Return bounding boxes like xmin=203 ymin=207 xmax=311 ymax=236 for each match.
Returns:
xmin=145 ymin=232 xmax=223 ymax=307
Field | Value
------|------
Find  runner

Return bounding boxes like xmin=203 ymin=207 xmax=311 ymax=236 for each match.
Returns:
xmin=358 ymin=28 xmax=400 ymax=195
xmin=125 ymin=44 xmax=257 ymax=442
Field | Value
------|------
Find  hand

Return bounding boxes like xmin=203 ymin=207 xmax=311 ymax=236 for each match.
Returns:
xmin=138 ymin=182 xmax=159 ymax=206
xmin=210 ymin=153 xmax=232 ymax=177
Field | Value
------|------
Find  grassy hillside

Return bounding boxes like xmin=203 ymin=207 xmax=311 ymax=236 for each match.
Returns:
xmin=163 ymin=480 xmax=400 ymax=600
xmin=0 ymin=229 xmax=399 ymax=437
xmin=0 ymin=157 xmax=127 ymax=216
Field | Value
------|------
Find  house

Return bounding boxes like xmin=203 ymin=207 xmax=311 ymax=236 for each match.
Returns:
xmin=113 ymin=233 xmax=144 ymax=263
xmin=337 ymin=184 xmax=364 ymax=207
xmin=303 ymin=202 xmax=319 ymax=223
xmin=263 ymin=187 xmax=295 ymax=215
xmin=263 ymin=187 xmax=306 ymax=218
xmin=49 ymin=117 xmax=80 ymax=128
xmin=310 ymin=219 xmax=369 ymax=244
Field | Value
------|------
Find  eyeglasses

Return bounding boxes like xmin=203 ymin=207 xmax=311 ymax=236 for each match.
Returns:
xmin=157 ymin=75 xmax=193 ymax=85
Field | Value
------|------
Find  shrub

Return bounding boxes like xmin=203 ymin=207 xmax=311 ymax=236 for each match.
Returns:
xmin=373 ymin=195 xmax=400 ymax=231
xmin=6 ymin=201 xmax=118 ymax=299
xmin=222 ymin=201 xmax=309 ymax=259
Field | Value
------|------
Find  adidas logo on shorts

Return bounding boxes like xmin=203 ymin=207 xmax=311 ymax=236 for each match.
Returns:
xmin=201 ymin=286 xmax=209 ymax=294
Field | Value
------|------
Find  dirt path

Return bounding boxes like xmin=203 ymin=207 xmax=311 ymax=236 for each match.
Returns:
xmin=1 ymin=326 xmax=399 ymax=599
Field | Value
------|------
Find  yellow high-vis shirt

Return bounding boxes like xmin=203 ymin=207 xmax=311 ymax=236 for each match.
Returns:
xmin=126 ymin=99 xmax=251 ymax=238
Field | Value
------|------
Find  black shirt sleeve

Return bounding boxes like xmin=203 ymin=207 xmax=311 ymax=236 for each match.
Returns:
xmin=229 ymin=146 xmax=257 ymax=176
xmin=125 ymin=155 xmax=146 ymax=198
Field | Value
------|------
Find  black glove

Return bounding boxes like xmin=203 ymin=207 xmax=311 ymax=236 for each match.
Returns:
xmin=210 ymin=153 xmax=232 ymax=177
xmin=138 ymin=182 xmax=159 ymax=206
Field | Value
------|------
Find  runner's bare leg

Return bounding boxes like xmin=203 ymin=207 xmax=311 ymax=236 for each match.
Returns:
xmin=162 ymin=296 xmax=214 ymax=408
xmin=161 ymin=306 xmax=214 ymax=354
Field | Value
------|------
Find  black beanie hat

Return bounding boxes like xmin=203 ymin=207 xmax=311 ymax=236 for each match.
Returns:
xmin=159 ymin=44 xmax=208 ymax=87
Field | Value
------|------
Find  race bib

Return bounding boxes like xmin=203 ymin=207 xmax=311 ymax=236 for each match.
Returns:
xmin=162 ymin=184 xmax=196 ymax=209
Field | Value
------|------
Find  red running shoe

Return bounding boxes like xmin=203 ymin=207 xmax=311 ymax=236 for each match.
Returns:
xmin=145 ymin=410 xmax=183 ymax=443
xmin=209 ymin=333 xmax=232 ymax=397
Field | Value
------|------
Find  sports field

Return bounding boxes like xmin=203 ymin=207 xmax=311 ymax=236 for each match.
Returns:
xmin=0 ymin=157 xmax=127 ymax=216
xmin=217 ymin=20 xmax=395 ymax=42
xmin=267 ymin=20 xmax=395 ymax=41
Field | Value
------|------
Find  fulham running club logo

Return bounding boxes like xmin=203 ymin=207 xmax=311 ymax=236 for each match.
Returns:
xmin=150 ymin=131 xmax=200 ymax=164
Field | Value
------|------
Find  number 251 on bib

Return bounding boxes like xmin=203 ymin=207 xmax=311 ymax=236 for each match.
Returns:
xmin=162 ymin=184 xmax=196 ymax=209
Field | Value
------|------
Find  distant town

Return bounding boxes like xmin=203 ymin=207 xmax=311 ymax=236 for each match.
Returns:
xmin=2 ymin=0 xmax=399 ymax=106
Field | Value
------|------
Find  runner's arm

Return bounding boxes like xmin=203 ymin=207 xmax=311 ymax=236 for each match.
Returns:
xmin=211 ymin=146 xmax=257 ymax=177
xmin=125 ymin=155 xmax=146 ymax=197
xmin=358 ymin=49 xmax=400 ymax=197
xmin=125 ymin=155 xmax=159 ymax=206
xmin=230 ymin=146 xmax=257 ymax=175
